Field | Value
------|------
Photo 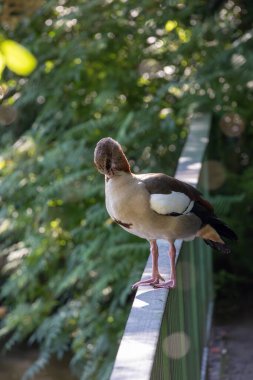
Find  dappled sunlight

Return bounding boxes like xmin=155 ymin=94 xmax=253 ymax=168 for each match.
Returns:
xmin=0 ymin=85 xmax=5 ymax=98
xmin=13 ymin=135 xmax=36 ymax=155
xmin=0 ymin=219 xmax=11 ymax=235
xmin=133 ymin=297 xmax=150 ymax=309
xmin=1 ymin=242 xmax=30 ymax=272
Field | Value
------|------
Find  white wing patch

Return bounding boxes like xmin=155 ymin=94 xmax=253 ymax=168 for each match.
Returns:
xmin=150 ymin=191 xmax=194 ymax=215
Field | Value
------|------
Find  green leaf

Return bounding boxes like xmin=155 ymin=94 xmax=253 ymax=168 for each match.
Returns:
xmin=176 ymin=27 xmax=191 ymax=43
xmin=0 ymin=40 xmax=37 ymax=76
xmin=0 ymin=51 xmax=5 ymax=78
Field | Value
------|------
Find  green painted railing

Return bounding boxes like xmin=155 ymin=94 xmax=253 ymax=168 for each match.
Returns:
xmin=110 ymin=113 xmax=213 ymax=380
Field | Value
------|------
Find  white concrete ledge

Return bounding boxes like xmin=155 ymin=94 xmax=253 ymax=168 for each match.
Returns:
xmin=110 ymin=113 xmax=211 ymax=380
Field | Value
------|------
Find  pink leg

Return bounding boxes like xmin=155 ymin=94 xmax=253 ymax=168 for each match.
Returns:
xmin=154 ymin=240 xmax=176 ymax=289
xmin=132 ymin=240 xmax=164 ymax=289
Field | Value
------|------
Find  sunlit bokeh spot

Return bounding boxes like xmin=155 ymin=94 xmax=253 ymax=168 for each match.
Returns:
xmin=0 ymin=105 xmax=17 ymax=125
xmin=231 ymin=53 xmax=246 ymax=68
xmin=13 ymin=136 xmax=36 ymax=154
xmin=138 ymin=59 xmax=161 ymax=77
xmin=220 ymin=113 xmax=245 ymax=137
xmin=0 ymin=86 xmax=5 ymax=99
xmin=168 ymin=144 xmax=176 ymax=152
xmin=199 ymin=160 xmax=226 ymax=190
xmin=102 ymin=286 xmax=112 ymax=296
xmin=159 ymin=108 xmax=171 ymax=119
xmin=246 ymin=80 xmax=253 ymax=89
xmin=163 ymin=332 xmax=191 ymax=359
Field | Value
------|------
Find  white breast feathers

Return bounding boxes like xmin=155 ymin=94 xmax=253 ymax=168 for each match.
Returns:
xmin=150 ymin=192 xmax=194 ymax=215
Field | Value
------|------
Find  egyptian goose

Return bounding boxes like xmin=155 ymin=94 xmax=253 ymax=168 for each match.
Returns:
xmin=94 ymin=137 xmax=237 ymax=289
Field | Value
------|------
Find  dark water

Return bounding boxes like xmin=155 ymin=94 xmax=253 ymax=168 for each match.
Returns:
xmin=0 ymin=347 xmax=77 ymax=380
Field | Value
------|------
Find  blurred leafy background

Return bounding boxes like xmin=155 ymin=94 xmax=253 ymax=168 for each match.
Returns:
xmin=0 ymin=0 xmax=252 ymax=379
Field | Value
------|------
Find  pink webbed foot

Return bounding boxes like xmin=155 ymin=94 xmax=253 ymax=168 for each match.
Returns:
xmin=132 ymin=274 xmax=165 ymax=289
xmin=153 ymin=278 xmax=176 ymax=289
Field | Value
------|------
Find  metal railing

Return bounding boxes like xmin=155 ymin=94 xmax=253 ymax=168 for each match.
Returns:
xmin=110 ymin=113 xmax=213 ymax=380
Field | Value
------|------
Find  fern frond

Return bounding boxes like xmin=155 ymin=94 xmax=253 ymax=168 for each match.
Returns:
xmin=21 ymin=351 xmax=51 ymax=380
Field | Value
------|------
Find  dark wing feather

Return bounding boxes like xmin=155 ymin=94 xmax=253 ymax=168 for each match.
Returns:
xmin=137 ymin=173 xmax=214 ymax=211
xmin=191 ymin=202 xmax=237 ymax=241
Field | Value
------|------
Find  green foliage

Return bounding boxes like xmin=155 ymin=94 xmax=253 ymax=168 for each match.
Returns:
xmin=0 ymin=0 xmax=253 ymax=379
xmin=0 ymin=1 xmax=186 ymax=378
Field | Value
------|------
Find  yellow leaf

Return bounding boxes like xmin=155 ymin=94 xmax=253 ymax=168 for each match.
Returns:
xmin=165 ymin=20 xmax=178 ymax=32
xmin=168 ymin=86 xmax=182 ymax=97
xmin=45 ymin=60 xmax=54 ymax=73
xmin=50 ymin=218 xmax=61 ymax=229
xmin=0 ymin=158 xmax=6 ymax=170
xmin=137 ymin=75 xmax=150 ymax=86
xmin=176 ymin=27 xmax=191 ymax=43
xmin=1 ymin=40 xmax=37 ymax=76
xmin=0 ymin=219 xmax=11 ymax=234
xmin=0 ymin=52 xmax=5 ymax=78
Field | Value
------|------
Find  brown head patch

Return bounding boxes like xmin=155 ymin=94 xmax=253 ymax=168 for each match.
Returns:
xmin=94 ymin=137 xmax=131 ymax=176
